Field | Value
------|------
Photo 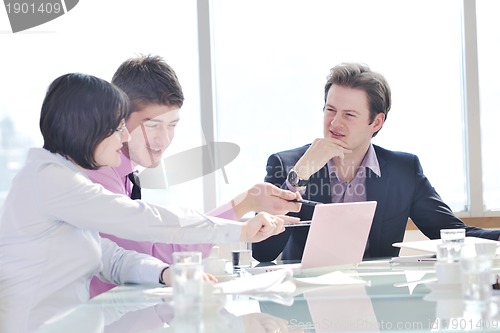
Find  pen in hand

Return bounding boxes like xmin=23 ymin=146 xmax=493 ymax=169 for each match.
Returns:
xmin=288 ymin=198 xmax=322 ymax=206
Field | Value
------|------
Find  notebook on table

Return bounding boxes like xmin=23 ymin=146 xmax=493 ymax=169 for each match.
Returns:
xmin=247 ymin=201 xmax=378 ymax=275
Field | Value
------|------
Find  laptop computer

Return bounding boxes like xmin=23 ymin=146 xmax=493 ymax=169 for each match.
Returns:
xmin=247 ymin=201 xmax=378 ymax=275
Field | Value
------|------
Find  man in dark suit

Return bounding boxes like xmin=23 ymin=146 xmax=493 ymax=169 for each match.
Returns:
xmin=252 ymin=62 xmax=500 ymax=262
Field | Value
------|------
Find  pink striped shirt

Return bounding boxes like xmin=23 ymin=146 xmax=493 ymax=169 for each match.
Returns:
xmin=86 ymin=152 xmax=236 ymax=297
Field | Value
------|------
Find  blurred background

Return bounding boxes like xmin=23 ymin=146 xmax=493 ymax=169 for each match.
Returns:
xmin=0 ymin=0 xmax=499 ymax=220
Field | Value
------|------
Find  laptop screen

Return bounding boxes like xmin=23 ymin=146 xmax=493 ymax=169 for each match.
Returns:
xmin=301 ymin=201 xmax=377 ymax=269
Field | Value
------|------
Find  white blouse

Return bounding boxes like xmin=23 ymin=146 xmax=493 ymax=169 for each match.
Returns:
xmin=0 ymin=148 xmax=241 ymax=332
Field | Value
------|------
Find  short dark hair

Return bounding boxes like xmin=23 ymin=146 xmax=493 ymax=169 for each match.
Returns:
xmin=40 ymin=73 xmax=130 ymax=169
xmin=111 ymin=54 xmax=184 ymax=113
xmin=324 ymin=63 xmax=391 ymax=136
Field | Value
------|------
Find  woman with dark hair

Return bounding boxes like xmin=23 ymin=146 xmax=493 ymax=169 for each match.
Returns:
xmin=0 ymin=73 xmax=289 ymax=332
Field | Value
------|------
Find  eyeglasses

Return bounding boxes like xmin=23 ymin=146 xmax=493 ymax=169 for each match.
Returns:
xmin=115 ymin=120 xmax=127 ymax=134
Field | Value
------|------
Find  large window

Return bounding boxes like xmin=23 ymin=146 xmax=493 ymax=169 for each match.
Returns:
xmin=0 ymin=0 xmax=497 ymax=217
xmin=211 ymin=0 xmax=467 ymax=212
xmin=477 ymin=0 xmax=500 ymax=212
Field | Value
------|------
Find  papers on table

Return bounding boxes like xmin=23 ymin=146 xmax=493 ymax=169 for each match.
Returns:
xmin=214 ymin=269 xmax=368 ymax=306
xmin=392 ymin=236 xmax=500 ymax=254
xmin=215 ymin=269 xmax=295 ymax=294
xmin=143 ymin=269 xmax=367 ymax=300
xmin=294 ymin=271 xmax=367 ymax=287
xmin=214 ymin=269 xmax=367 ymax=294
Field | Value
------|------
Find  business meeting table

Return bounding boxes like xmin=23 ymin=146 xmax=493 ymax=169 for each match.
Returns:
xmin=33 ymin=258 xmax=500 ymax=333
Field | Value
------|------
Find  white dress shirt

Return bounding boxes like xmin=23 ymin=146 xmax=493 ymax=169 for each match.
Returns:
xmin=0 ymin=148 xmax=241 ymax=332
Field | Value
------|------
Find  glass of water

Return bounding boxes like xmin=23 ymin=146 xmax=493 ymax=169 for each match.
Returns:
xmin=171 ymin=251 xmax=203 ymax=314
xmin=232 ymin=242 xmax=253 ymax=271
xmin=460 ymin=243 xmax=496 ymax=303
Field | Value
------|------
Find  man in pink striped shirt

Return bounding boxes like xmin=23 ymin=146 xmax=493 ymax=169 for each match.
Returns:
xmin=87 ymin=54 xmax=300 ymax=297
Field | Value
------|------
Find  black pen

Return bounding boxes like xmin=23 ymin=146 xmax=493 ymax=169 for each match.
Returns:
xmin=289 ymin=198 xmax=322 ymax=206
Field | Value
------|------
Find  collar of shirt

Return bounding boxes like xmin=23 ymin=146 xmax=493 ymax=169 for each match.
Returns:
xmin=116 ymin=151 xmax=135 ymax=179
xmin=116 ymin=152 xmax=136 ymax=196
xmin=326 ymin=144 xmax=380 ymax=203
xmin=327 ymin=144 xmax=381 ymax=180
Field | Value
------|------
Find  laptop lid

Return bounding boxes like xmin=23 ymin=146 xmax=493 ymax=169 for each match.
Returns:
xmin=248 ymin=201 xmax=377 ymax=274
xmin=301 ymin=201 xmax=377 ymax=269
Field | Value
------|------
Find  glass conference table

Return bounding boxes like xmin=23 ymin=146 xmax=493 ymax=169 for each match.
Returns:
xmin=35 ymin=259 xmax=500 ymax=333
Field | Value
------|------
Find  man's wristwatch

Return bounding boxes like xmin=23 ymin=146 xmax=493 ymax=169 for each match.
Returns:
xmin=287 ymin=168 xmax=309 ymax=190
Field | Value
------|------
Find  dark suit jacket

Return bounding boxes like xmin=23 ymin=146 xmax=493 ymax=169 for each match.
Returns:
xmin=252 ymin=144 xmax=500 ymax=262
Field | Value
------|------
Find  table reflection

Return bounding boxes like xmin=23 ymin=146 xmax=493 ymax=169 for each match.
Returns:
xmin=31 ymin=284 xmax=294 ymax=333
xmin=17 ymin=260 xmax=500 ymax=333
